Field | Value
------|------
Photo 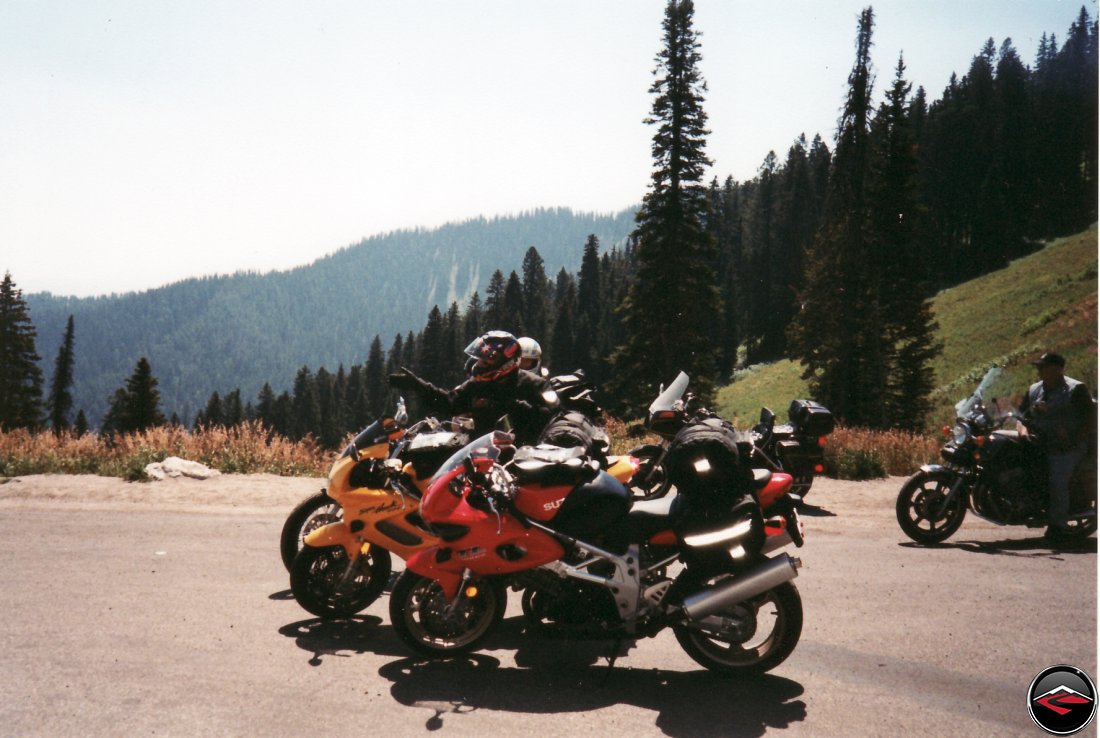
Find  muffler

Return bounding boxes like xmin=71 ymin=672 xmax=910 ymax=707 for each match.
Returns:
xmin=680 ymin=554 xmax=801 ymax=622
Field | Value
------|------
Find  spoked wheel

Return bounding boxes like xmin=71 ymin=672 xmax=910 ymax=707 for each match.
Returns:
xmin=629 ymin=447 xmax=671 ymax=501
xmin=896 ymin=470 xmax=967 ymax=544
xmin=290 ymin=544 xmax=391 ymax=618
xmin=673 ymin=580 xmax=803 ymax=675
xmin=281 ymin=492 xmax=343 ymax=571
xmin=389 ymin=572 xmax=506 ymax=658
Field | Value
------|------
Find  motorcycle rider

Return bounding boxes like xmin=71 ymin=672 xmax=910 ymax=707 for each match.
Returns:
xmin=388 ymin=330 xmax=560 ymax=444
xmin=1017 ymin=352 xmax=1096 ymax=540
xmin=518 ymin=336 xmax=549 ymax=378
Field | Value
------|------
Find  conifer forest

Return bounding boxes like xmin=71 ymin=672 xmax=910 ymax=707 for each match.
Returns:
xmin=3 ymin=2 xmax=1097 ymax=442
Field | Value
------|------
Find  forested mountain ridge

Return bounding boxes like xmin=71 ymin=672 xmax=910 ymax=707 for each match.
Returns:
xmin=26 ymin=208 xmax=635 ymax=426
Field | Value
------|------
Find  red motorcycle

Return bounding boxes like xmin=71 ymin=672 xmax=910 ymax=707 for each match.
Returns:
xmin=389 ymin=374 xmax=806 ymax=675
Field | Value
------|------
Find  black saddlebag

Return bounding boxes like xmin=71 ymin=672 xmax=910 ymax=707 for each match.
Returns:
xmin=788 ymin=399 xmax=835 ymax=436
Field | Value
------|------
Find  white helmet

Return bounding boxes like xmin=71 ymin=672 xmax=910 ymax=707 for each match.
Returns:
xmin=518 ymin=336 xmax=542 ymax=371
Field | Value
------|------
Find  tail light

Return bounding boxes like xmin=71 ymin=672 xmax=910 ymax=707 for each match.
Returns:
xmin=817 ymin=436 xmax=827 ymax=447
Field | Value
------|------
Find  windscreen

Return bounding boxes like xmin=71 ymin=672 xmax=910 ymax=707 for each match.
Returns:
xmin=649 ymin=372 xmax=690 ymax=415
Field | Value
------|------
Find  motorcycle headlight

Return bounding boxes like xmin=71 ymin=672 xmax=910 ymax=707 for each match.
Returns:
xmin=951 ymin=423 xmax=971 ymax=446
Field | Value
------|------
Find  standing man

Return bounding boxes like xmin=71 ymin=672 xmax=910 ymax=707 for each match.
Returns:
xmin=1018 ymin=352 xmax=1096 ymax=540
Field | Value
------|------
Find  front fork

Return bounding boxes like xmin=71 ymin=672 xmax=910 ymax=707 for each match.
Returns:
xmin=920 ymin=464 xmax=971 ymax=517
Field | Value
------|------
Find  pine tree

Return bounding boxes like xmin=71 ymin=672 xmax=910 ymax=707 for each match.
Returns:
xmin=610 ymin=0 xmax=720 ymax=409
xmin=789 ymin=7 xmax=881 ymax=426
xmin=520 ymin=247 xmax=550 ymax=344
xmin=223 ymin=388 xmax=244 ymax=426
xmin=73 ymin=410 xmax=88 ymax=436
xmin=501 ymin=272 xmax=527 ymax=337
xmin=483 ymin=270 xmax=507 ymax=331
xmin=418 ymin=306 xmax=448 ymax=384
xmin=463 ymin=291 xmax=484 ymax=342
xmin=0 ymin=272 xmax=44 ymax=430
xmin=47 ymin=315 xmax=76 ymax=434
xmin=197 ymin=391 xmax=223 ymax=429
xmin=869 ymin=54 xmax=942 ymax=430
xmin=126 ymin=357 xmax=166 ymax=431
xmin=104 ymin=357 xmax=166 ymax=433
xmin=365 ymin=335 xmax=387 ymax=417
xmin=290 ymin=366 xmax=321 ymax=441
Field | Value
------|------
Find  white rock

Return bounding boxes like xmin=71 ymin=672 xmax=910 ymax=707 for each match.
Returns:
xmin=144 ymin=456 xmax=221 ymax=481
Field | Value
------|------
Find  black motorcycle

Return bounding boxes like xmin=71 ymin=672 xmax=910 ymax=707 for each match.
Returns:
xmin=896 ymin=367 xmax=1097 ymax=544
xmin=628 ymin=372 xmax=833 ymax=501
xmin=751 ymin=400 xmax=834 ymax=498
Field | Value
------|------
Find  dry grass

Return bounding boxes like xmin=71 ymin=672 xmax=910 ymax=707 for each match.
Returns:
xmin=823 ymin=426 xmax=942 ymax=479
xmin=3 ymin=418 xmax=942 ymax=483
xmin=0 ymin=422 xmax=327 ymax=481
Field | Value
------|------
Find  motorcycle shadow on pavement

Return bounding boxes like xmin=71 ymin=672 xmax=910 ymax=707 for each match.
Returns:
xmin=900 ymin=535 xmax=1096 ymax=558
xmin=278 ymin=614 xmax=410 ymax=666
xmin=278 ymin=613 xmax=806 ymax=736
xmin=374 ymin=617 xmax=807 ymax=738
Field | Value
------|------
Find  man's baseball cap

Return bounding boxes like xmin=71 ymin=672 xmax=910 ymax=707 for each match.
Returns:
xmin=1032 ymin=352 xmax=1066 ymax=368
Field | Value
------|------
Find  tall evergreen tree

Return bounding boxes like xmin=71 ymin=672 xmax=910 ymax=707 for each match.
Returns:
xmin=609 ymin=0 xmax=721 ymax=409
xmin=501 ymin=271 xmax=527 ymax=337
xmin=868 ymin=54 xmax=942 ymax=430
xmin=0 ymin=272 xmax=44 ymax=430
xmin=483 ymin=270 xmax=508 ymax=331
xmin=520 ymin=246 xmax=550 ymax=344
xmin=47 ymin=315 xmax=76 ymax=434
xmin=789 ymin=7 xmax=882 ymax=426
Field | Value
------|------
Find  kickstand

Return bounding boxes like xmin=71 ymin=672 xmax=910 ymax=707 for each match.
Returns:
xmin=600 ymin=636 xmax=625 ymax=685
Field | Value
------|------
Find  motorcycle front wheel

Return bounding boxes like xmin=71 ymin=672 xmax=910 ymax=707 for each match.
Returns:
xmin=896 ymin=470 xmax=968 ymax=544
xmin=280 ymin=492 xmax=343 ymax=572
xmin=673 ymin=580 xmax=803 ymax=675
xmin=290 ymin=544 xmax=392 ymax=618
xmin=389 ymin=571 xmax=506 ymax=658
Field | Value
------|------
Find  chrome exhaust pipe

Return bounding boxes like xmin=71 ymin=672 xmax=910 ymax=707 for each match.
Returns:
xmin=680 ymin=554 xmax=801 ymax=622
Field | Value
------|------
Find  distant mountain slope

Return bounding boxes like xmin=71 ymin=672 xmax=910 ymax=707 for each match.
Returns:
xmin=716 ymin=225 xmax=1099 ymax=428
xmin=28 ymin=207 xmax=636 ymax=425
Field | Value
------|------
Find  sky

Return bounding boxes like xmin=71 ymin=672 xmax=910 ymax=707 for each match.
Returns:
xmin=2 ymin=0 xmax=1094 ymax=297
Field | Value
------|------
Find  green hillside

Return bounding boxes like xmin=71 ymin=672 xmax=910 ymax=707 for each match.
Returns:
xmin=716 ymin=225 xmax=1099 ymax=430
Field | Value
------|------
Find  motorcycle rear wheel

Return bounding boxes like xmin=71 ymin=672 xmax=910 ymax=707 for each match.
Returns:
xmin=389 ymin=572 xmax=506 ymax=658
xmin=280 ymin=492 xmax=342 ymax=572
xmin=896 ymin=470 xmax=967 ymax=544
xmin=673 ymin=580 xmax=803 ymax=675
xmin=290 ymin=544 xmax=391 ymax=619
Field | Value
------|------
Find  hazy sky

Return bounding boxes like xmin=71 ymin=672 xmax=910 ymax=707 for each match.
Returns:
xmin=2 ymin=0 xmax=1092 ymax=297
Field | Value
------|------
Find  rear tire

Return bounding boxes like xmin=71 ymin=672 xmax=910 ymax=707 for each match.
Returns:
xmin=281 ymin=492 xmax=342 ymax=572
xmin=896 ymin=470 xmax=967 ymax=544
xmin=389 ymin=571 xmax=506 ymax=658
xmin=290 ymin=544 xmax=391 ymax=618
xmin=673 ymin=580 xmax=802 ymax=675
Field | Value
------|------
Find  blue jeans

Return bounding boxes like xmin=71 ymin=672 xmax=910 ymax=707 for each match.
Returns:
xmin=1047 ymin=444 xmax=1089 ymax=528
